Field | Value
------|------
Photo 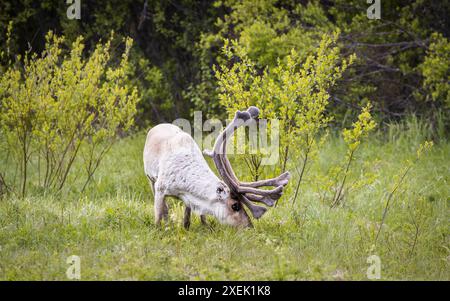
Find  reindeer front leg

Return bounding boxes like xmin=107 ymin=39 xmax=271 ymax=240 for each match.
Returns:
xmin=154 ymin=181 xmax=168 ymax=225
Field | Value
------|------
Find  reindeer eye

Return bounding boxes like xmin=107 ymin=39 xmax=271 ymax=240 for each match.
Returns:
xmin=231 ymin=203 xmax=241 ymax=212
xmin=217 ymin=187 xmax=224 ymax=194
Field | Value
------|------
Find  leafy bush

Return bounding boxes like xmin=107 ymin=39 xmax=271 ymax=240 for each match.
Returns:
xmin=215 ymin=32 xmax=354 ymax=202
xmin=0 ymin=31 xmax=140 ymax=196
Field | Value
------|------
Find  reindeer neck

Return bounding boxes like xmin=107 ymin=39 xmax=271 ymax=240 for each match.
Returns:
xmin=172 ymin=148 xmax=221 ymax=199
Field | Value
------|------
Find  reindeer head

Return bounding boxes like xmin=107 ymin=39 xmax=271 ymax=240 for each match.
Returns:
xmin=204 ymin=106 xmax=290 ymax=227
xmin=212 ymin=181 xmax=252 ymax=228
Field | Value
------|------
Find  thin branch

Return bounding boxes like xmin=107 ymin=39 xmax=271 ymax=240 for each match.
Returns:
xmin=375 ymin=163 xmax=415 ymax=243
xmin=331 ymin=149 xmax=355 ymax=208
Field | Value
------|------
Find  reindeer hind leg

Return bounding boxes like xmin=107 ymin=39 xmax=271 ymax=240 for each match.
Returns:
xmin=200 ymin=215 xmax=207 ymax=225
xmin=183 ymin=206 xmax=191 ymax=229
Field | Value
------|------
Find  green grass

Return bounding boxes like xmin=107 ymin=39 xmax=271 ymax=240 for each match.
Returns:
xmin=0 ymin=126 xmax=449 ymax=280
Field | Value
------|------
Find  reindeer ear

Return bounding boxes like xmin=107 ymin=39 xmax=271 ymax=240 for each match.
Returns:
xmin=216 ymin=183 xmax=228 ymax=202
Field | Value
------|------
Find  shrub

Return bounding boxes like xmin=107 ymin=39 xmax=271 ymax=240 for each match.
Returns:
xmin=214 ymin=32 xmax=354 ymax=203
xmin=0 ymin=31 xmax=140 ymax=196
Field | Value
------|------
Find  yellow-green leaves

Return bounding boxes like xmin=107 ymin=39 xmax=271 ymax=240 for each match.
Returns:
xmin=343 ymin=102 xmax=377 ymax=153
xmin=419 ymin=32 xmax=450 ymax=108
xmin=215 ymin=32 xmax=354 ymax=172
xmin=330 ymin=102 xmax=376 ymax=207
xmin=416 ymin=140 xmax=433 ymax=159
xmin=0 ymin=31 xmax=140 ymax=195
xmin=215 ymin=31 xmax=355 ymax=204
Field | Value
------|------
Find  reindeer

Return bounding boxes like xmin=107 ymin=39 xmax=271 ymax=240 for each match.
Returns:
xmin=143 ymin=106 xmax=290 ymax=229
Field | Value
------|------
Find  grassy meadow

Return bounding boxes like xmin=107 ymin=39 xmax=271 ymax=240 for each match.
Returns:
xmin=0 ymin=120 xmax=448 ymax=280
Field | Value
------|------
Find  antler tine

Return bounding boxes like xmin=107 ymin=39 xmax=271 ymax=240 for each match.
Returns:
xmin=238 ymin=171 xmax=291 ymax=188
xmin=240 ymin=194 xmax=267 ymax=218
xmin=244 ymin=193 xmax=276 ymax=207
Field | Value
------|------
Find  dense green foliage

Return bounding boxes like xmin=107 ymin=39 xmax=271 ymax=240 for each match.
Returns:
xmin=0 ymin=0 xmax=449 ymax=126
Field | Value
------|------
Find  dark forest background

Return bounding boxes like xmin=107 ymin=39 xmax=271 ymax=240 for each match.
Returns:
xmin=1 ymin=0 xmax=449 ymax=130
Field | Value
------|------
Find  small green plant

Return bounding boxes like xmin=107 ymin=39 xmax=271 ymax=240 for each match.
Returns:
xmin=375 ymin=141 xmax=434 ymax=243
xmin=404 ymin=196 xmax=433 ymax=257
xmin=330 ymin=102 xmax=376 ymax=207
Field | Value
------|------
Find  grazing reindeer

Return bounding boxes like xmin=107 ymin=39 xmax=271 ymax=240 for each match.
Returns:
xmin=143 ymin=106 xmax=290 ymax=229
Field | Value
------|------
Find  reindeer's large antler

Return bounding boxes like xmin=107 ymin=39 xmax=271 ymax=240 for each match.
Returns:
xmin=204 ymin=106 xmax=290 ymax=219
